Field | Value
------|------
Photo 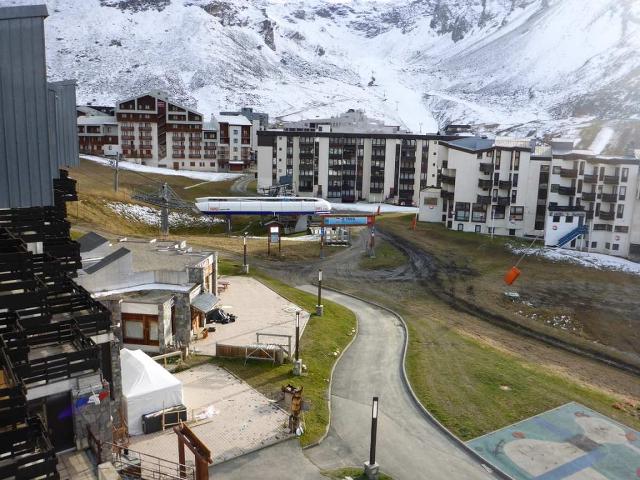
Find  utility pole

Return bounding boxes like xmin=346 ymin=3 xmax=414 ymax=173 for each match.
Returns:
xmin=114 ymin=152 xmax=120 ymax=192
xmin=293 ymin=311 xmax=303 ymax=376
xmin=160 ymin=182 xmax=169 ymax=237
xmin=316 ymin=269 xmax=323 ymax=316
xmin=364 ymin=396 xmax=380 ymax=480
xmin=242 ymin=232 xmax=249 ymax=274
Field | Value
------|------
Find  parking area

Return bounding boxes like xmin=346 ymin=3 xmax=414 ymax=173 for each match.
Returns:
xmin=195 ymin=275 xmax=310 ymax=356
xmin=129 ymin=362 xmax=290 ymax=465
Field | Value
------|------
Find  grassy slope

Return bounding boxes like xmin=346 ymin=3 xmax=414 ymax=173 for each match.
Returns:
xmin=359 ymin=239 xmax=407 ymax=270
xmin=214 ymin=259 xmax=357 ymax=446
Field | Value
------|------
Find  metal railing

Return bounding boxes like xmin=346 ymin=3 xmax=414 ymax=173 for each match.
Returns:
xmin=107 ymin=442 xmax=196 ymax=480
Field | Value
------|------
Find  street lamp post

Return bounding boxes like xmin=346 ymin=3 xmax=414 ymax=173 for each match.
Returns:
xmin=293 ymin=311 xmax=303 ymax=376
xmin=316 ymin=269 xmax=323 ymax=316
xmin=364 ymin=396 xmax=380 ymax=480
xmin=242 ymin=232 xmax=249 ymax=274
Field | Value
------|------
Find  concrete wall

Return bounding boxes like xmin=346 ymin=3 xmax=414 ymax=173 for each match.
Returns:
xmin=418 ymin=188 xmax=443 ymax=222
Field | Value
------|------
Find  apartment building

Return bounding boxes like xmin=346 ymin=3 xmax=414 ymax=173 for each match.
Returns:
xmin=419 ymin=136 xmax=544 ymax=237
xmin=220 ymin=107 xmax=269 ymax=154
xmin=257 ymin=130 xmax=451 ymax=204
xmin=280 ymin=108 xmax=405 ymax=135
xmin=533 ymin=139 xmax=640 ymax=257
xmin=77 ymin=114 xmax=119 ymax=156
xmin=216 ymin=114 xmax=253 ymax=171
xmin=417 ymin=136 xmax=640 ymax=258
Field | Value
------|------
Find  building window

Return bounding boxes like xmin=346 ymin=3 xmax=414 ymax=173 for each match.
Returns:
xmin=552 ymin=166 xmax=561 ymax=174
xmin=619 ymin=186 xmax=626 ymax=200
xmin=513 ymin=173 xmax=519 ymax=188
xmin=511 ymin=190 xmax=517 ymax=203
xmin=190 ymin=162 xmax=195 ymax=167
xmin=605 ymin=242 xmax=611 ymax=249
xmin=552 ymin=215 xmax=560 ymax=223
xmin=621 ymin=168 xmax=629 ymax=182
xmin=454 ymin=202 xmax=470 ymax=221
xmin=210 ymin=162 xmax=215 ymax=167
xmin=612 ymin=244 xmax=620 ymax=251
xmin=457 ymin=223 xmax=464 ymax=231
xmin=565 ymin=216 xmax=573 ymax=223
xmin=474 ymin=225 xmax=481 ymax=233
xmin=476 ymin=152 xmax=482 ymax=159
xmin=509 ymin=228 xmax=516 ymax=236
xmin=510 ymin=206 xmax=524 ymax=221
xmin=614 ymin=226 xmax=629 ymax=233
xmin=617 ymin=204 xmax=624 ymax=218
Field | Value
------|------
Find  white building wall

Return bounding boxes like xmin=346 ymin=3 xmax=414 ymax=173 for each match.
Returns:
xmin=257 ymin=145 xmax=273 ymax=190
xmin=383 ymin=140 xmax=397 ymax=199
xmin=317 ymin=138 xmax=329 ymax=198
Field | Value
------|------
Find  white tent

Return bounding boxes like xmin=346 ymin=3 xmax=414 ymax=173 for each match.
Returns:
xmin=120 ymin=348 xmax=184 ymax=435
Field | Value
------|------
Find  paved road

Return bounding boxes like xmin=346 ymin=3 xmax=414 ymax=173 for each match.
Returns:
xmin=230 ymin=174 xmax=254 ymax=194
xmin=299 ymin=287 xmax=493 ymax=480
xmin=213 ymin=439 xmax=324 ymax=480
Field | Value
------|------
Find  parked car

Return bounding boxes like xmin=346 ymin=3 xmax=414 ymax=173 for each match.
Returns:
xmin=206 ymin=308 xmax=237 ymax=324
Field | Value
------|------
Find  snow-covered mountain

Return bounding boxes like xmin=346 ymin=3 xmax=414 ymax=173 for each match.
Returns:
xmin=15 ymin=0 xmax=640 ymax=150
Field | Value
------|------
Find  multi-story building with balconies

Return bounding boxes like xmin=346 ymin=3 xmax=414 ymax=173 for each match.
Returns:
xmin=533 ymin=139 xmax=640 ymax=257
xmin=216 ymin=114 xmax=253 ymax=171
xmin=257 ymin=130 xmax=445 ymax=204
xmin=425 ymin=136 xmax=543 ymax=237
xmin=77 ymin=114 xmax=119 ymax=156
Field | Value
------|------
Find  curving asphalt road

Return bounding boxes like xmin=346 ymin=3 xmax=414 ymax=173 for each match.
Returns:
xmin=230 ymin=174 xmax=254 ymax=194
xmin=299 ymin=287 xmax=493 ymax=480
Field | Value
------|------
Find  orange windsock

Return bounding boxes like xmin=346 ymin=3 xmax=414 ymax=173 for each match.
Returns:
xmin=376 ymin=205 xmax=381 ymax=216
xmin=504 ymin=266 xmax=521 ymax=285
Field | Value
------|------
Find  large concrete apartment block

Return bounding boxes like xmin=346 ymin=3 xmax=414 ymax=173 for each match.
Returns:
xmin=257 ymin=130 xmax=451 ymax=205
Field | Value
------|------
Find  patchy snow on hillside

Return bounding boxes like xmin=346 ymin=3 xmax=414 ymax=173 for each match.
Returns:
xmin=508 ymin=245 xmax=640 ymax=276
xmin=81 ymin=155 xmax=241 ymax=182
xmin=589 ymin=127 xmax=615 ymax=154
xmin=106 ymin=201 xmax=223 ymax=227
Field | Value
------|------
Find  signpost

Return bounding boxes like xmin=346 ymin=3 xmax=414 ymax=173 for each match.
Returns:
xmin=268 ymin=225 xmax=281 ymax=256
xmin=319 ymin=214 xmax=375 ymax=258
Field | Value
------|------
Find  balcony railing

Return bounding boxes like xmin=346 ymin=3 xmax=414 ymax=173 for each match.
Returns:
xmin=599 ymin=211 xmax=615 ymax=221
xmin=497 ymin=196 xmax=511 ymax=206
xmin=557 ymin=186 xmax=576 ymax=195
xmin=581 ymin=192 xmax=596 ymax=201
xmin=582 ymin=174 xmax=597 ymax=183
xmin=139 ymin=126 xmax=152 ymax=132
xmin=478 ymin=179 xmax=492 ymax=189
xmin=441 ymin=174 xmax=455 ymax=185
xmin=120 ymin=126 xmax=134 ymax=131
xmin=548 ymin=205 xmax=585 ymax=212
xmin=204 ymin=154 xmax=216 ymax=159
xmin=560 ymin=168 xmax=578 ymax=178
xmin=601 ymin=193 xmax=618 ymax=203
xmin=139 ymin=135 xmax=152 ymax=140
xmin=498 ymin=180 xmax=512 ymax=190
xmin=188 ymin=154 xmax=201 ymax=159
xmin=121 ymin=135 xmax=135 ymax=141
xmin=603 ymin=175 xmax=619 ymax=185
xmin=476 ymin=195 xmax=491 ymax=205
xmin=479 ymin=163 xmax=494 ymax=174
xmin=440 ymin=190 xmax=454 ymax=200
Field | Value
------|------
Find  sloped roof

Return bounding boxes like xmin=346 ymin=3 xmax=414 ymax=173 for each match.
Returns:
xmin=78 ymin=231 xmax=108 ymax=253
xmin=84 ymin=247 xmax=129 ymax=274
xmin=216 ymin=114 xmax=252 ymax=126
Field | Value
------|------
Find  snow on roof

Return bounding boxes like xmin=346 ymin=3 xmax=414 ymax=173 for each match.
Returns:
xmin=203 ymin=121 xmax=217 ymax=131
xmin=216 ymin=114 xmax=252 ymax=126
xmin=447 ymin=136 xmax=495 ymax=152
xmin=77 ymin=115 xmax=116 ymax=125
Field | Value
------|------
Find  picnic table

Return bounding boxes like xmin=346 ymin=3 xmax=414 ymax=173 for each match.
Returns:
xmin=218 ymin=280 xmax=230 ymax=292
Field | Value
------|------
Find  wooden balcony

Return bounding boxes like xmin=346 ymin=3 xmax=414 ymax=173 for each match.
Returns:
xmin=139 ymin=126 xmax=152 ymax=132
xmin=497 ymin=196 xmax=511 ymax=206
xmin=498 ymin=180 xmax=512 ymax=190
xmin=478 ymin=179 xmax=492 ymax=189
xmin=120 ymin=126 xmax=134 ymax=131
xmin=121 ymin=135 xmax=135 ymax=141
xmin=601 ymin=193 xmax=618 ymax=203
xmin=582 ymin=174 xmax=597 ymax=183
xmin=599 ymin=211 xmax=615 ymax=221
xmin=139 ymin=135 xmax=152 ymax=140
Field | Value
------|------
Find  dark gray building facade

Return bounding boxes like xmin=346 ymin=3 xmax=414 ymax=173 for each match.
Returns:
xmin=0 ymin=4 xmax=78 ymax=209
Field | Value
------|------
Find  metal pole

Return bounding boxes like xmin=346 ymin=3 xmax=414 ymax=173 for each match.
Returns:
xmin=317 ymin=269 xmax=322 ymax=308
xmin=369 ymin=396 xmax=379 ymax=465
xmin=243 ymin=234 xmax=247 ymax=266
xmin=295 ymin=311 xmax=300 ymax=361
xmin=114 ymin=152 xmax=120 ymax=192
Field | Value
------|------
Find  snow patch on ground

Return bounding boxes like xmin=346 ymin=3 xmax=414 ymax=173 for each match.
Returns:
xmin=330 ymin=202 xmax=418 ymax=214
xmin=81 ymin=155 xmax=241 ymax=182
xmin=508 ymin=245 xmax=640 ymax=276
xmin=106 ymin=201 xmax=223 ymax=228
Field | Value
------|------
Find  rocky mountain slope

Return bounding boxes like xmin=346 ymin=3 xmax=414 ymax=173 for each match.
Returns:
xmin=12 ymin=0 xmax=640 ymax=150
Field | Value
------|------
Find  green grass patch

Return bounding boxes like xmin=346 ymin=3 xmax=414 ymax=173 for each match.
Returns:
xmin=402 ymin=305 xmax=640 ymax=440
xmin=212 ymin=271 xmax=357 ymax=446
xmin=359 ymin=240 xmax=407 ymax=270
xmin=321 ymin=467 xmax=393 ymax=480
